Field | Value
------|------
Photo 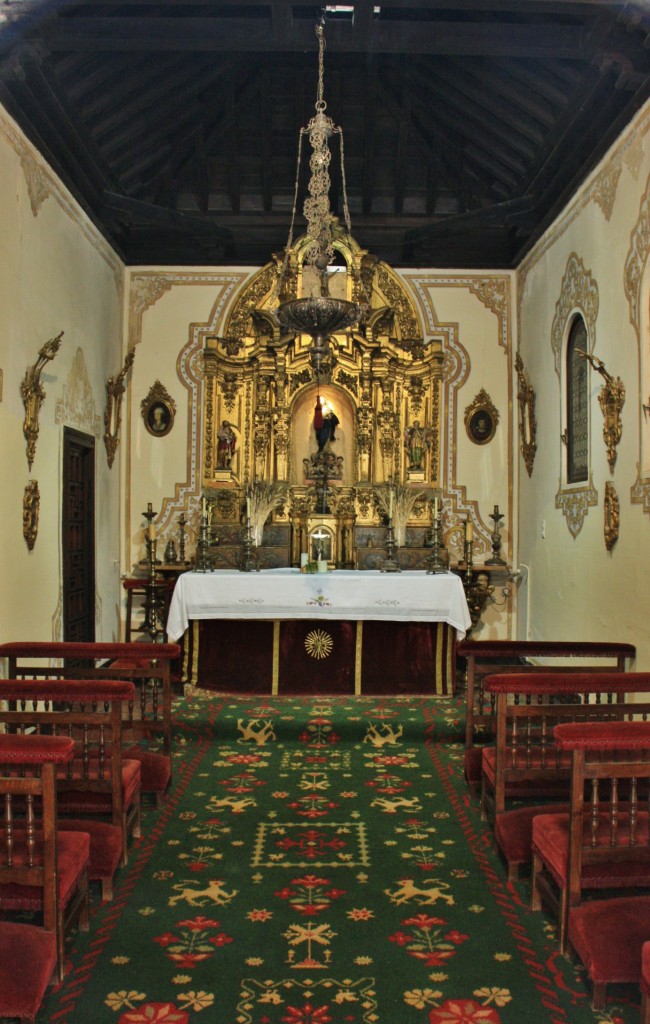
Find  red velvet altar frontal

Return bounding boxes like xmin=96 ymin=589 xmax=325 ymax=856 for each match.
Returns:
xmin=180 ymin=618 xmax=456 ymax=696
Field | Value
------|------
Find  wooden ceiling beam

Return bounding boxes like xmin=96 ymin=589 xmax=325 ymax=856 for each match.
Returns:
xmin=42 ymin=16 xmax=586 ymax=58
xmin=260 ymin=70 xmax=274 ymax=213
xmin=224 ymin=78 xmax=241 ymax=214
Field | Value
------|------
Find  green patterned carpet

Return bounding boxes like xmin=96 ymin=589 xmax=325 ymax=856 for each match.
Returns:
xmin=41 ymin=692 xmax=640 ymax=1024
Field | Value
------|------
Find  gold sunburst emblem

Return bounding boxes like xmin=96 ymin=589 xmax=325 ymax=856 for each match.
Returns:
xmin=304 ymin=629 xmax=334 ymax=659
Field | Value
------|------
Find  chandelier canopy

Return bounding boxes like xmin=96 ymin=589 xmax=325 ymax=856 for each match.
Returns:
xmin=275 ymin=19 xmax=364 ymax=376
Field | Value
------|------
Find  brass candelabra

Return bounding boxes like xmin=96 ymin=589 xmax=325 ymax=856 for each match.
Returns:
xmin=485 ymin=505 xmax=506 ymax=566
xmin=426 ymin=506 xmax=449 ymax=574
xmin=380 ymin=518 xmax=401 ymax=573
xmin=240 ymin=516 xmax=260 ymax=572
xmin=195 ymin=502 xmax=214 ymax=572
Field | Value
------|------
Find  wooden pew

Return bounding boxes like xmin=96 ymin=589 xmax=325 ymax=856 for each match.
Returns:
xmin=0 ymin=679 xmax=141 ymax=871
xmin=0 ymin=641 xmax=181 ymax=805
xmin=457 ymin=640 xmax=636 ymax=790
xmin=481 ymin=671 xmax=650 ymax=879
xmin=539 ymin=721 xmax=650 ymax=1009
xmin=0 ymin=734 xmax=90 ymax=988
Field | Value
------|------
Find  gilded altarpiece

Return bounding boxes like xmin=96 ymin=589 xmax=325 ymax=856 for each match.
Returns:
xmin=201 ymin=233 xmax=443 ymax=566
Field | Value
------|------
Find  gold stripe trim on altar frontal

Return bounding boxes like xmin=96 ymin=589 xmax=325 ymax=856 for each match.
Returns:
xmin=355 ymin=621 xmax=363 ymax=695
xmin=272 ymin=620 xmax=280 ymax=695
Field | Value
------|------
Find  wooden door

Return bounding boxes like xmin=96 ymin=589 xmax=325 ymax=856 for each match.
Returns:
xmin=62 ymin=428 xmax=95 ymax=642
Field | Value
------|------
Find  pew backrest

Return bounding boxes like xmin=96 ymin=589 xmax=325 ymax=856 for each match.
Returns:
xmin=0 ymin=641 xmax=180 ymax=756
xmin=481 ymin=671 xmax=650 ymax=818
xmin=458 ymin=640 xmax=636 ymax=754
xmin=0 ymin=678 xmax=137 ymax=848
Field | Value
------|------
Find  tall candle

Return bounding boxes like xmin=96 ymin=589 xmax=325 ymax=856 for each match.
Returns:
xmin=388 ymin=489 xmax=393 ymax=520
xmin=201 ymin=495 xmax=206 ymax=518
xmin=147 ymin=523 xmax=156 ymax=542
xmin=433 ymin=497 xmax=439 ymax=518
xmin=246 ymin=497 xmax=251 ymax=519
xmin=466 ymin=521 xmax=473 ymax=542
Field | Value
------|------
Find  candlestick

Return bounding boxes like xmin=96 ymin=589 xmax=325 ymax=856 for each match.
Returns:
xmin=493 ymin=504 xmax=499 ymax=516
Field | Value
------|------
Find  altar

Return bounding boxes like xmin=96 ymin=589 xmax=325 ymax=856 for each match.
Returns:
xmin=166 ymin=569 xmax=471 ymax=696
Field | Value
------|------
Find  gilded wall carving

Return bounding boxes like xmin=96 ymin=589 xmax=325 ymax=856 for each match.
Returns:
xmin=555 ymin=481 xmax=598 ymax=539
xmin=21 ymin=152 xmax=50 ymax=217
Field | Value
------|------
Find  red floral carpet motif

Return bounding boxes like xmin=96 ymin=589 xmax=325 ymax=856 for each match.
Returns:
xmin=41 ymin=693 xmax=642 ymax=1024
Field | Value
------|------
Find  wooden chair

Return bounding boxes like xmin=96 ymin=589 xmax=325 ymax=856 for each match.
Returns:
xmin=0 ymin=679 xmax=141 ymax=872
xmin=0 ymin=640 xmax=180 ymax=805
xmin=457 ymin=639 xmax=636 ymax=790
xmin=0 ymin=734 xmax=90 ymax=993
xmin=481 ymin=671 xmax=650 ymax=879
xmin=535 ymin=721 xmax=650 ymax=1009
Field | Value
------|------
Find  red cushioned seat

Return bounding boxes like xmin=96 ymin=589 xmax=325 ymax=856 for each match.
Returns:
xmin=567 ymin=895 xmax=650 ymax=1008
xmin=494 ymin=803 xmax=569 ymax=880
xmin=125 ymin=745 xmax=171 ymax=803
xmin=0 ymin=920 xmax=57 ymax=1023
xmin=481 ymin=746 xmax=572 ymax=799
xmin=57 ymin=820 xmax=123 ymax=901
xmin=57 ymin=758 xmax=141 ymax=814
xmin=0 ymin=829 xmax=90 ymax=910
xmin=532 ymin=810 xmax=650 ymax=890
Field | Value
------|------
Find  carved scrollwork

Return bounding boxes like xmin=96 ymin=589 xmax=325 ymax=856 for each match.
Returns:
xmin=23 ymin=480 xmax=40 ymax=550
xmin=515 ymin=353 xmax=537 ymax=477
xmin=604 ymin=480 xmax=619 ymax=551
xmin=20 ymin=331 xmax=64 ymax=470
xmin=104 ymin=348 xmax=135 ymax=468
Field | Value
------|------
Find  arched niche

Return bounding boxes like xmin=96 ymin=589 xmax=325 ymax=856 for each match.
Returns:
xmin=290 ymin=383 xmax=356 ymax=486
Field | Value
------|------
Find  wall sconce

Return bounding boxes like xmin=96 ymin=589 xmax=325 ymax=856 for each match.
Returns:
xmin=577 ymin=349 xmax=625 ymax=473
xmin=20 ymin=331 xmax=64 ymax=470
xmin=104 ymin=348 xmax=135 ymax=468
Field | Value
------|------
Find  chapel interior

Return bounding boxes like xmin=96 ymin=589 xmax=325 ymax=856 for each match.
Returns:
xmin=2 ymin=0 xmax=650 ymax=1019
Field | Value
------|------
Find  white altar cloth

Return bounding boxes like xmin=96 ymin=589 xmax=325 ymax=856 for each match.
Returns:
xmin=166 ymin=568 xmax=472 ymax=642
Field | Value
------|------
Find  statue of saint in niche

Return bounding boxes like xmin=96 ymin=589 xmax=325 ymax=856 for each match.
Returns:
xmin=313 ymin=397 xmax=340 ymax=452
xmin=217 ymin=420 xmax=237 ymax=469
xmin=404 ymin=420 xmax=431 ymax=471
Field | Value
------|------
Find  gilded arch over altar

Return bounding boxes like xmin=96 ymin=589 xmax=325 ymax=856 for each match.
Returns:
xmin=201 ymin=230 xmax=445 ymax=565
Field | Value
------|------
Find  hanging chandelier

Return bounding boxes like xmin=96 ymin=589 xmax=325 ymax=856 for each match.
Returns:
xmin=275 ymin=18 xmax=365 ymax=376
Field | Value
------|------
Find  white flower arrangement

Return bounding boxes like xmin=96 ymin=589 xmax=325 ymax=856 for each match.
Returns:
xmin=374 ymin=484 xmax=426 ymax=547
xmin=247 ymin=481 xmax=288 ymax=546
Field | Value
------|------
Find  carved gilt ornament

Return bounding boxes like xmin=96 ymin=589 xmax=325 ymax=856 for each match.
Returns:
xmin=23 ymin=480 xmax=40 ymax=551
xmin=604 ymin=480 xmax=619 ymax=552
xmin=20 ymin=331 xmax=64 ymax=470
xmin=104 ymin=348 xmax=135 ymax=468
xmin=515 ymin=353 xmax=537 ymax=477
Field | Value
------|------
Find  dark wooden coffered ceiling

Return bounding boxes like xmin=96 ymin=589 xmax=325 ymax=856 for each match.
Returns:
xmin=1 ymin=0 xmax=649 ymax=269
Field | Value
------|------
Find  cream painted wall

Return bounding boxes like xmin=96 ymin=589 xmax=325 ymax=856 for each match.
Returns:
xmin=0 ymin=108 xmax=124 ymax=642
xmin=517 ymin=101 xmax=650 ymax=665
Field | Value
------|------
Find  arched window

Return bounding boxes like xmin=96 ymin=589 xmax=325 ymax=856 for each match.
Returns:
xmin=566 ymin=315 xmax=589 ymax=484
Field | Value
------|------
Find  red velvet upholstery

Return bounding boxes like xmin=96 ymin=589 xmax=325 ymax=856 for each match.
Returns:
xmin=0 ymin=733 xmax=89 ymax=983
xmin=0 ymin=641 xmax=178 ymax=796
xmin=0 ymin=640 xmax=180 ymax=661
xmin=494 ymin=803 xmax=569 ymax=880
xmin=458 ymin=641 xmax=635 ymax=797
xmin=59 ymin=820 xmax=123 ymax=901
xmin=567 ymin=896 xmax=650 ymax=1009
xmin=531 ymin=720 xmax=650 ymax=994
xmin=124 ymin=744 xmax=171 ymax=800
xmin=0 ymin=679 xmax=141 ymax=865
xmin=484 ymin=671 xmax=650 ymax=695
xmin=0 ymin=829 xmax=90 ymax=909
xmin=0 ymin=920 xmax=57 ymax=1023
